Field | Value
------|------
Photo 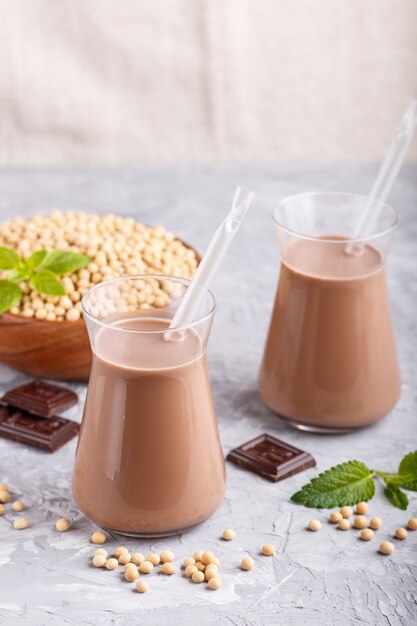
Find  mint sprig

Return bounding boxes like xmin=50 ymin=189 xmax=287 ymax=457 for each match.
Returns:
xmin=291 ymin=451 xmax=417 ymax=510
xmin=0 ymin=246 xmax=90 ymax=314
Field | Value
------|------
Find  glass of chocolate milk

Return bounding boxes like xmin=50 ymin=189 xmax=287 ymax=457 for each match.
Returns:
xmin=73 ymin=275 xmax=225 ymax=536
xmin=258 ymin=192 xmax=401 ymax=432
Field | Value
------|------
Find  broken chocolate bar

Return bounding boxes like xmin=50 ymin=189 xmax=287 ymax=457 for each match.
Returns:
xmin=1 ymin=380 xmax=78 ymax=418
xmin=227 ymin=433 xmax=316 ymax=482
xmin=0 ymin=404 xmax=79 ymax=452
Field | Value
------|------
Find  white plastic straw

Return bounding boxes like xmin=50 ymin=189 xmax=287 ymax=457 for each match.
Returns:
xmin=168 ymin=186 xmax=254 ymax=331
xmin=352 ymin=99 xmax=417 ymax=243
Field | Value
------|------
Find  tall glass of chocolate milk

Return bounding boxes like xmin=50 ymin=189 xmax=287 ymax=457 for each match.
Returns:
xmin=73 ymin=275 xmax=225 ymax=536
xmin=258 ymin=192 xmax=401 ymax=432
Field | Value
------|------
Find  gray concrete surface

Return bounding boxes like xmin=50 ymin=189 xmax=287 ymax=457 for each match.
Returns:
xmin=0 ymin=165 xmax=416 ymax=626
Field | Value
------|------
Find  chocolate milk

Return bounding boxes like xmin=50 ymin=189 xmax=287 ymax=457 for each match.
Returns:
xmin=72 ymin=317 xmax=225 ymax=536
xmin=258 ymin=237 xmax=401 ymax=429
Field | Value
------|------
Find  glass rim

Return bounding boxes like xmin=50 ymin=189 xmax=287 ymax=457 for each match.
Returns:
xmin=81 ymin=274 xmax=216 ymax=334
xmin=272 ymin=191 xmax=398 ymax=244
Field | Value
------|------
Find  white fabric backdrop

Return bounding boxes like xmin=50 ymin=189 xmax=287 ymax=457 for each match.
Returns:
xmin=0 ymin=0 xmax=416 ymax=165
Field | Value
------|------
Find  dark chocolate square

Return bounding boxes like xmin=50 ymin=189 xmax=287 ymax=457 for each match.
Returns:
xmin=2 ymin=380 xmax=78 ymax=418
xmin=0 ymin=403 xmax=79 ymax=452
xmin=227 ymin=433 xmax=316 ymax=482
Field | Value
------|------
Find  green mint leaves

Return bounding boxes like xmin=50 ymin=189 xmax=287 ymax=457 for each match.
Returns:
xmin=0 ymin=247 xmax=21 ymax=270
xmin=398 ymin=451 xmax=417 ymax=491
xmin=291 ymin=451 xmax=417 ymax=510
xmin=385 ymin=483 xmax=409 ymax=510
xmin=291 ymin=461 xmax=375 ymax=508
xmin=0 ymin=280 xmax=22 ymax=314
xmin=0 ymin=246 xmax=90 ymax=313
xmin=27 ymin=250 xmax=49 ymax=270
xmin=41 ymin=250 xmax=90 ymax=275
xmin=31 ymin=270 xmax=66 ymax=296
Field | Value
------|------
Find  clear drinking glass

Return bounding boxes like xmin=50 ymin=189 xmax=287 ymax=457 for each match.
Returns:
xmin=72 ymin=275 xmax=225 ymax=537
xmin=258 ymin=192 xmax=401 ymax=432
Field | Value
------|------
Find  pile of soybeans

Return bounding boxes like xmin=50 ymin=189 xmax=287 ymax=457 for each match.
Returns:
xmin=0 ymin=211 xmax=198 ymax=321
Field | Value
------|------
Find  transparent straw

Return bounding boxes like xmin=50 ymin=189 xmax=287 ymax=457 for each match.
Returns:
xmin=168 ymin=186 xmax=254 ymax=332
xmin=347 ymin=99 xmax=417 ymax=253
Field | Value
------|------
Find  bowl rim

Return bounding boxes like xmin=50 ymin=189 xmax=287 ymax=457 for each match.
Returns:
xmin=0 ymin=312 xmax=86 ymax=326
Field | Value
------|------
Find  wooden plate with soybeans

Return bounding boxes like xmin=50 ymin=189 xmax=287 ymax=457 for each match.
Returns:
xmin=0 ymin=212 xmax=200 ymax=381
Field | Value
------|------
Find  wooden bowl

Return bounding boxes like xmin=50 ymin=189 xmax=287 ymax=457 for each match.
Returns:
xmin=0 ymin=313 xmax=90 ymax=381
xmin=0 ymin=242 xmax=201 ymax=382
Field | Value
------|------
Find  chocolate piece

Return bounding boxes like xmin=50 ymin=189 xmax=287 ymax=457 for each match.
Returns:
xmin=227 ymin=433 xmax=316 ymax=482
xmin=0 ymin=403 xmax=79 ymax=452
xmin=2 ymin=380 xmax=78 ymax=418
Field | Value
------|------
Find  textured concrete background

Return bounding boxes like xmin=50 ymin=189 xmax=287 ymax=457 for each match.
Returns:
xmin=0 ymin=165 xmax=416 ymax=625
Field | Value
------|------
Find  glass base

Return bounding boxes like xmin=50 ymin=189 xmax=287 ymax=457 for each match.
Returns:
xmin=102 ymin=515 xmax=211 ymax=539
xmin=277 ymin=413 xmax=358 ymax=434
xmin=104 ymin=527 xmax=183 ymax=539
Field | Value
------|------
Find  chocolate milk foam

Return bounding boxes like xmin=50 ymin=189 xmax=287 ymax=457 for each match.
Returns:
xmin=73 ymin=317 xmax=225 ymax=535
xmin=258 ymin=237 xmax=401 ymax=429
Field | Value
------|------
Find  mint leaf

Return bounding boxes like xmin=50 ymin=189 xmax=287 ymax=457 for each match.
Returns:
xmin=9 ymin=261 xmax=30 ymax=282
xmin=0 ymin=280 xmax=22 ymax=314
xmin=399 ymin=451 xmax=417 ymax=491
xmin=31 ymin=270 xmax=66 ymax=296
xmin=291 ymin=460 xmax=375 ymax=508
xmin=0 ymin=247 xmax=21 ymax=270
xmin=27 ymin=250 xmax=48 ymax=270
xmin=385 ymin=482 xmax=409 ymax=510
xmin=42 ymin=250 xmax=90 ymax=275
